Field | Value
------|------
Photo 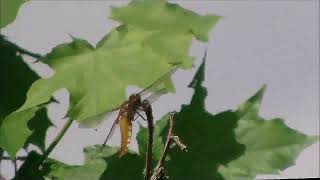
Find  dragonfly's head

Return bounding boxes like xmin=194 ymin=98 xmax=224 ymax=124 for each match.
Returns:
xmin=129 ymin=93 xmax=141 ymax=105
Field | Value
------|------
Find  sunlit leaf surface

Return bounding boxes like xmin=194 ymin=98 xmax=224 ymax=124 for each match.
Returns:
xmin=8 ymin=0 xmax=219 ymax=132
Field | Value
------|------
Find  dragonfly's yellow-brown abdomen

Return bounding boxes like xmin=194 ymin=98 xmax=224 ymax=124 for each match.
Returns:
xmin=119 ymin=115 xmax=132 ymax=157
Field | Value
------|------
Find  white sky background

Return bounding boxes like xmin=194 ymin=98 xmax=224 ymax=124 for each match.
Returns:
xmin=1 ymin=0 xmax=319 ymax=179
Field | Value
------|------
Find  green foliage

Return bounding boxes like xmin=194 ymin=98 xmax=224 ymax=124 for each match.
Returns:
xmin=34 ymin=55 xmax=318 ymax=180
xmin=14 ymin=151 xmax=47 ymax=180
xmin=9 ymin=0 xmax=218 ymax=125
xmin=44 ymin=146 xmax=115 ymax=180
xmin=137 ymin=113 xmax=170 ymax=161
xmin=0 ymin=1 xmax=318 ymax=179
xmin=0 ymin=106 xmax=39 ymax=159
xmin=26 ymin=108 xmax=53 ymax=152
xmin=0 ymin=0 xmax=219 ymax=157
xmin=0 ymin=35 xmax=38 ymax=120
xmin=0 ymin=0 xmax=26 ymax=28
xmin=217 ymin=87 xmax=319 ymax=180
xmin=111 ymin=0 xmax=220 ymax=41
xmin=138 ymin=57 xmax=245 ymax=180
xmin=139 ymin=58 xmax=318 ymax=180
xmin=0 ymin=36 xmax=52 ymax=158
xmin=42 ymin=145 xmax=144 ymax=180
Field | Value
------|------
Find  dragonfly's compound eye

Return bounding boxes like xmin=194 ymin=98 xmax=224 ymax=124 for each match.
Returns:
xmin=129 ymin=94 xmax=136 ymax=100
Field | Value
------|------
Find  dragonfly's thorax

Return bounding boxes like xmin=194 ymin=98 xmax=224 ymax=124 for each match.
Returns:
xmin=122 ymin=94 xmax=142 ymax=120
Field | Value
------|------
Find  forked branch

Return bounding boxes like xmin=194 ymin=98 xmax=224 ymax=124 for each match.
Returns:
xmin=150 ymin=112 xmax=187 ymax=180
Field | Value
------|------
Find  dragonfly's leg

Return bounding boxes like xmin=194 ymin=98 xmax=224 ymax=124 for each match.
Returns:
xmin=134 ymin=115 xmax=140 ymax=121
xmin=135 ymin=111 xmax=147 ymax=121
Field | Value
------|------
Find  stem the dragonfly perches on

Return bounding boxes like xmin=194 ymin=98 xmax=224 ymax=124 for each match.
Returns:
xmin=142 ymin=100 xmax=154 ymax=180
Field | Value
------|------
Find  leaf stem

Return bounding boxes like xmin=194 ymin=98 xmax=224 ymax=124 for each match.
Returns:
xmin=38 ymin=118 xmax=74 ymax=164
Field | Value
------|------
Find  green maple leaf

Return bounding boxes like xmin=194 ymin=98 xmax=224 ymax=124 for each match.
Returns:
xmin=1 ymin=0 xmax=219 ymax=158
xmin=138 ymin=55 xmax=245 ymax=180
xmin=0 ymin=35 xmax=52 ymax=158
xmin=217 ymin=86 xmax=319 ymax=180
xmin=32 ymin=52 xmax=318 ymax=180
xmin=14 ymin=151 xmax=48 ymax=180
xmin=19 ymin=27 xmax=190 ymax=127
xmin=137 ymin=55 xmax=319 ymax=180
xmin=44 ymin=146 xmax=118 ymax=180
xmin=0 ymin=106 xmax=39 ymax=158
xmin=111 ymin=0 xmax=220 ymax=41
xmin=2 ymin=0 xmax=219 ymax=159
xmin=0 ymin=0 xmax=27 ymax=28
xmin=22 ymin=145 xmax=144 ymax=180
xmin=26 ymin=108 xmax=53 ymax=152
xmin=0 ymin=35 xmax=38 ymax=120
xmin=41 ymin=145 xmax=144 ymax=180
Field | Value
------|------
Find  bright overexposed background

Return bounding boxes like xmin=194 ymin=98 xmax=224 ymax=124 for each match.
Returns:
xmin=1 ymin=0 xmax=319 ymax=179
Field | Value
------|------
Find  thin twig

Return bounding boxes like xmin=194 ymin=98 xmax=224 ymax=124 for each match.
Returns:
xmin=155 ymin=114 xmax=174 ymax=170
xmin=151 ymin=113 xmax=187 ymax=180
xmin=142 ymin=100 xmax=154 ymax=180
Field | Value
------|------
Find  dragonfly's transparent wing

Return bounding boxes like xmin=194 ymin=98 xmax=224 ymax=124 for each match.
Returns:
xmin=138 ymin=66 xmax=178 ymax=96
xmin=78 ymin=108 xmax=119 ymax=128
xmin=134 ymin=88 xmax=169 ymax=122
xmin=143 ymin=88 xmax=169 ymax=104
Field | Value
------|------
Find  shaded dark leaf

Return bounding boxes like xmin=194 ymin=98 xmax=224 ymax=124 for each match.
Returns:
xmin=13 ymin=151 xmax=51 ymax=180
xmin=137 ymin=53 xmax=318 ymax=180
xmin=0 ymin=35 xmax=52 ymax=157
xmin=26 ymin=108 xmax=53 ymax=152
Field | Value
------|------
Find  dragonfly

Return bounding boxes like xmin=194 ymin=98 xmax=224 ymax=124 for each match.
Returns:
xmin=84 ymin=66 xmax=178 ymax=157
